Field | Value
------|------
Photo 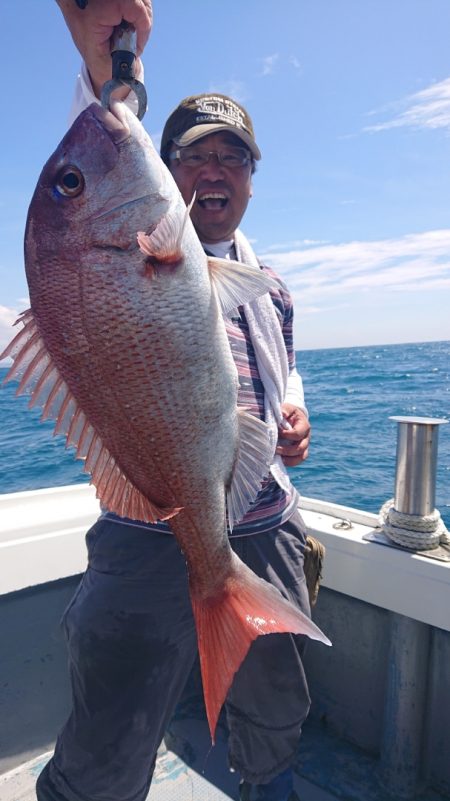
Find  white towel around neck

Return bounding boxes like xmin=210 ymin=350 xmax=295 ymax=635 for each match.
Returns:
xmin=207 ymin=229 xmax=292 ymax=493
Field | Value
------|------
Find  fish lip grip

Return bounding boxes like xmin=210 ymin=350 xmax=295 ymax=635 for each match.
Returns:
xmin=100 ymin=20 xmax=148 ymax=121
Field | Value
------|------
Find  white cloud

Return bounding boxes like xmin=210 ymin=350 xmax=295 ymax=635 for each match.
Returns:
xmin=260 ymin=229 xmax=450 ymax=303
xmin=260 ymin=53 xmax=279 ymax=76
xmin=264 ymin=238 xmax=329 ymax=252
xmin=364 ymin=77 xmax=450 ymax=133
xmin=259 ymin=230 xmax=450 ymax=347
xmin=289 ymin=56 xmax=302 ymax=72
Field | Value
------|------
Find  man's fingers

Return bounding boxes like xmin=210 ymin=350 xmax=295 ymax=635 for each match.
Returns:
xmin=278 ymin=427 xmax=309 ymax=442
xmin=281 ymin=450 xmax=309 ymax=467
xmin=134 ymin=1 xmax=153 ymax=54
xmin=276 ymin=440 xmax=308 ymax=457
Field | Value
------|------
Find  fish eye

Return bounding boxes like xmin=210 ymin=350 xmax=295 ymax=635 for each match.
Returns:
xmin=55 ymin=166 xmax=85 ymax=197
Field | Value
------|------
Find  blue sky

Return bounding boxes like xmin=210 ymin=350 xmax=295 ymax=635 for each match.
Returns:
xmin=1 ymin=0 xmax=449 ymax=351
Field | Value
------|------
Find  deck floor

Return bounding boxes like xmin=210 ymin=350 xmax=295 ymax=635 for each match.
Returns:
xmin=2 ymin=697 xmax=448 ymax=801
xmin=2 ymin=711 xmax=448 ymax=801
xmin=0 ymin=742 xmax=337 ymax=801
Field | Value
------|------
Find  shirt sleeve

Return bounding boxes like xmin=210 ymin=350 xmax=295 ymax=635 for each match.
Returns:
xmin=68 ymin=61 xmax=143 ymax=127
xmin=285 ymin=366 xmax=308 ymax=418
xmin=282 ymin=298 xmax=308 ymax=416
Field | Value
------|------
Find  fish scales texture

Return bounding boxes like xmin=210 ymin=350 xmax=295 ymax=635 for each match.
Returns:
xmin=1 ymin=103 xmax=330 ymax=741
xmin=27 ymin=107 xmax=237 ymax=520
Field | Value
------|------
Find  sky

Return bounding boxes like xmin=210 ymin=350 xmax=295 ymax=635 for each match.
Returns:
xmin=1 ymin=0 xmax=449 ymax=351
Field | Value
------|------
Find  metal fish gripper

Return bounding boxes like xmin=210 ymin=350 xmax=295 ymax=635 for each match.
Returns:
xmin=101 ymin=21 xmax=148 ymax=121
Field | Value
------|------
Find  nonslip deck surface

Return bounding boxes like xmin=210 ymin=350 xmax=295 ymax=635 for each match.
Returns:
xmin=2 ymin=712 xmax=447 ymax=801
xmin=0 ymin=731 xmax=337 ymax=801
xmin=1 ymin=743 xmax=236 ymax=801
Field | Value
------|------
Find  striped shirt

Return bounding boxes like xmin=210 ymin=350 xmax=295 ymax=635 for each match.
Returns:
xmin=223 ymin=264 xmax=299 ymax=536
xmin=103 ymin=262 xmax=299 ymax=537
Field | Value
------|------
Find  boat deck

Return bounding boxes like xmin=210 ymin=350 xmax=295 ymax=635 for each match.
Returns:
xmin=2 ymin=711 xmax=447 ymax=801
xmin=1 ymin=740 xmax=337 ymax=801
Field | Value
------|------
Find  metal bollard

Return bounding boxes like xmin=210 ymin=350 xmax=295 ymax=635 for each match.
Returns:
xmin=389 ymin=416 xmax=448 ymax=516
xmin=379 ymin=417 xmax=448 ymax=796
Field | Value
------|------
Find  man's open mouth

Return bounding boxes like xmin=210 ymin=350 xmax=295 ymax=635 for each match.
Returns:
xmin=197 ymin=192 xmax=228 ymax=210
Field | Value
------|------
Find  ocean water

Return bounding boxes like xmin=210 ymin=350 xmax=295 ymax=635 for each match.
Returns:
xmin=0 ymin=340 xmax=449 ymax=527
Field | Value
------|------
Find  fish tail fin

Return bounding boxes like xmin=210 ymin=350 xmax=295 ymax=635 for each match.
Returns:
xmin=191 ymin=557 xmax=331 ymax=742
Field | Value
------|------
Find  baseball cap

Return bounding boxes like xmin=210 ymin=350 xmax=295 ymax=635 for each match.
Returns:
xmin=160 ymin=93 xmax=261 ymax=162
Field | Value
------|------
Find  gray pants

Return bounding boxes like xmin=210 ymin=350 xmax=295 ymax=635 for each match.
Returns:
xmin=37 ymin=510 xmax=311 ymax=801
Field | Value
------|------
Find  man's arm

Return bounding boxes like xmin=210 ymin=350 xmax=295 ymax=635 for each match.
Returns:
xmin=56 ymin=0 xmax=152 ymax=98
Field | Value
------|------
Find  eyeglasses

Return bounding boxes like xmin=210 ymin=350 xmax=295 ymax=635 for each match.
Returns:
xmin=169 ymin=145 xmax=252 ymax=168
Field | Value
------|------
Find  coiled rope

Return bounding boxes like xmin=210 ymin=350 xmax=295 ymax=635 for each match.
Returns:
xmin=379 ymin=499 xmax=450 ymax=550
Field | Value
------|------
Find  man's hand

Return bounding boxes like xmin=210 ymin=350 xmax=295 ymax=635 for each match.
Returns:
xmin=276 ymin=403 xmax=311 ymax=466
xmin=56 ymin=0 xmax=153 ymax=98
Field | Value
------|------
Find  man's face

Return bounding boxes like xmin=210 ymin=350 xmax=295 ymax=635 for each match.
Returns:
xmin=168 ymin=131 xmax=253 ymax=244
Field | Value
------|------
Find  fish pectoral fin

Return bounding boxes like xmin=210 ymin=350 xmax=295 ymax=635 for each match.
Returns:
xmin=207 ymin=257 xmax=278 ymax=316
xmin=0 ymin=309 xmax=181 ymax=525
xmin=137 ymin=198 xmax=194 ymax=265
xmin=191 ymin=555 xmax=331 ymax=743
xmin=227 ymin=409 xmax=274 ymax=531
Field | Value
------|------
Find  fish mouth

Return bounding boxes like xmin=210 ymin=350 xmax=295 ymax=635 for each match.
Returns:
xmin=85 ymin=105 xmax=171 ymax=223
xmin=87 ymin=103 xmax=132 ymax=145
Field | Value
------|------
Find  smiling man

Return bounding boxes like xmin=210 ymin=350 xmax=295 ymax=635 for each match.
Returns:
xmin=161 ymin=94 xmax=258 ymax=245
xmin=37 ymin=5 xmax=314 ymax=801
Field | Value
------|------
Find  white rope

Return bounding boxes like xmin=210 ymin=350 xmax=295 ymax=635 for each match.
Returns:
xmin=379 ymin=499 xmax=450 ymax=550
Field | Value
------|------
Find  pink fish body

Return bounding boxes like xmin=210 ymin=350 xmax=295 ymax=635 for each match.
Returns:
xmin=1 ymin=104 xmax=330 ymax=740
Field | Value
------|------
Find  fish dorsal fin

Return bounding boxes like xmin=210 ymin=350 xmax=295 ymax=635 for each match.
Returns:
xmin=137 ymin=196 xmax=194 ymax=264
xmin=227 ymin=408 xmax=274 ymax=531
xmin=1 ymin=311 xmax=180 ymax=524
xmin=208 ymin=257 xmax=278 ymax=316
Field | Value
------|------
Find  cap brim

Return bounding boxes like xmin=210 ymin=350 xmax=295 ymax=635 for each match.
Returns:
xmin=173 ymin=123 xmax=261 ymax=160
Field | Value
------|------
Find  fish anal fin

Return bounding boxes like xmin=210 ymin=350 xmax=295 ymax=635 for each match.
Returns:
xmin=191 ymin=556 xmax=331 ymax=743
xmin=208 ymin=257 xmax=278 ymax=317
xmin=93 ymin=463 xmax=182 ymax=524
xmin=227 ymin=409 xmax=274 ymax=531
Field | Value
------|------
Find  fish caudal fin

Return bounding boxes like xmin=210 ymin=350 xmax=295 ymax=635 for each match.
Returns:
xmin=191 ymin=556 xmax=331 ymax=743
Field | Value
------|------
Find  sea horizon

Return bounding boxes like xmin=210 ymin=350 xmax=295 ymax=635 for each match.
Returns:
xmin=1 ymin=340 xmax=449 ymax=529
xmin=300 ymin=337 xmax=449 ymax=352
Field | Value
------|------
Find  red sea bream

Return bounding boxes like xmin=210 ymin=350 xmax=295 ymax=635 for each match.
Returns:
xmin=0 ymin=103 xmax=330 ymax=740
